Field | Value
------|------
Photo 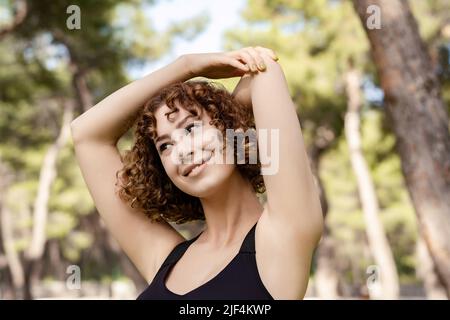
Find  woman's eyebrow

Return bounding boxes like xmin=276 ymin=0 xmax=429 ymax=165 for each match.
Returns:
xmin=175 ymin=114 xmax=194 ymax=130
xmin=154 ymin=133 xmax=170 ymax=144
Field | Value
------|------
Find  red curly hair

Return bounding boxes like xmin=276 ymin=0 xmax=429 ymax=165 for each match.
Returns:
xmin=116 ymin=80 xmax=265 ymax=224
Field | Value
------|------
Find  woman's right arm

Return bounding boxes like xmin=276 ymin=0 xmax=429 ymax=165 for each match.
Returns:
xmin=71 ymin=55 xmax=193 ymax=145
xmin=70 ymin=56 xmax=192 ymax=283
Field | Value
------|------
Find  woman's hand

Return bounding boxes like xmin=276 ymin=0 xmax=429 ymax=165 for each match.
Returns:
xmin=184 ymin=46 xmax=278 ymax=79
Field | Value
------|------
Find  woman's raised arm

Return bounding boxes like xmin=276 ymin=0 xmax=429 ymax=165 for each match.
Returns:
xmin=70 ymin=53 xmax=250 ymax=283
xmin=249 ymin=49 xmax=323 ymax=241
xmin=71 ymin=55 xmax=192 ymax=145
xmin=70 ymin=56 xmax=195 ymax=283
xmin=230 ymin=47 xmax=323 ymax=299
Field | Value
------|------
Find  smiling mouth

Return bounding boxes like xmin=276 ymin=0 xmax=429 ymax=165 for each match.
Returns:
xmin=182 ymin=152 xmax=214 ymax=177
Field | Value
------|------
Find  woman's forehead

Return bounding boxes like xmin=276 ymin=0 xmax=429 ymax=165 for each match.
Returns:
xmin=152 ymin=102 xmax=205 ymax=140
xmin=154 ymin=103 xmax=191 ymax=124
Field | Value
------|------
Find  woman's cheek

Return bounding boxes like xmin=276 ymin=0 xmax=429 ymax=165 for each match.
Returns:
xmin=161 ymin=157 xmax=178 ymax=180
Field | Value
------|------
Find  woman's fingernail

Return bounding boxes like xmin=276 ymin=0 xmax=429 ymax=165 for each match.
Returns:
xmin=251 ymin=64 xmax=257 ymax=71
xmin=258 ymin=63 xmax=266 ymax=70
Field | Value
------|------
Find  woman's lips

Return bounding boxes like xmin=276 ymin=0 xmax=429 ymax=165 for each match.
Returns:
xmin=182 ymin=152 xmax=213 ymax=177
xmin=186 ymin=161 xmax=207 ymax=177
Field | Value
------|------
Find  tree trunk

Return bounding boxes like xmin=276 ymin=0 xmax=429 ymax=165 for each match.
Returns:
xmin=24 ymin=101 xmax=74 ymax=299
xmin=62 ymin=41 xmax=146 ymax=292
xmin=315 ymin=225 xmax=340 ymax=299
xmin=72 ymin=66 xmax=94 ymax=113
xmin=353 ymin=0 xmax=450 ymax=297
xmin=308 ymin=127 xmax=340 ymax=299
xmin=51 ymin=29 xmax=94 ymax=113
xmin=416 ymin=236 xmax=447 ymax=299
xmin=0 ymin=159 xmax=25 ymax=298
xmin=344 ymin=66 xmax=399 ymax=299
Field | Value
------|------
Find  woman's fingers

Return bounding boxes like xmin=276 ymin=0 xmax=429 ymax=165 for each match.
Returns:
xmin=246 ymin=47 xmax=266 ymax=71
xmin=237 ymin=50 xmax=258 ymax=72
xmin=255 ymin=46 xmax=278 ymax=61
xmin=224 ymin=55 xmax=249 ymax=72
xmin=226 ymin=46 xmax=278 ymax=74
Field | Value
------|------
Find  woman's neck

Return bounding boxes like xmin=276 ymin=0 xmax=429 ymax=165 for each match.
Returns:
xmin=198 ymin=169 xmax=264 ymax=247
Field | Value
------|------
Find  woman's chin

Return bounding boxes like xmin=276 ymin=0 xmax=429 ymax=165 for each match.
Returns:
xmin=180 ymin=177 xmax=225 ymax=198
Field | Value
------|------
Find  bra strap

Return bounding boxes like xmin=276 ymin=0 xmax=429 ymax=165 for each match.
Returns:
xmin=160 ymin=232 xmax=202 ymax=269
xmin=239 ymin=222 xmax=258 ymax=254
xmin=161 ymin=221 xmax=258 ymax=270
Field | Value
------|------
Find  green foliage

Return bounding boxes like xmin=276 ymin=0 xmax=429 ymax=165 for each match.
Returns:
xmin=1 ymin=0 xmax=447 ymax=295
xmin=0 ymin=0 xmax=208 ymax=286
xmin=320 ymin=110 xmax=418 ymax=284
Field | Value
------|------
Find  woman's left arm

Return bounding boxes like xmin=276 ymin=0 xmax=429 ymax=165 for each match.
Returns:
xmin=231 ymin=74 xmax=253 ymax=108
xmin=249 ymin=49 xmax=323 ymax=245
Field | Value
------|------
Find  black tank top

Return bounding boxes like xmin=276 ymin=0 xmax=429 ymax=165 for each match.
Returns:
xmin=137 ymin=222 xmax=274 ymax=300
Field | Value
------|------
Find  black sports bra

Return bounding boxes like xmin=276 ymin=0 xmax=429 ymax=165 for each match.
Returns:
xmin=137 ymin=221 xmax=274 ymax=300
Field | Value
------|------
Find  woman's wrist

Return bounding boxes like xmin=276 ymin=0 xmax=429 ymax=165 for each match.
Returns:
xmin=178 ymin=54 xmax=198 ymax=79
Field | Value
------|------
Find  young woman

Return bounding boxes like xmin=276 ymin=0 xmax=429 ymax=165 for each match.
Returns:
xmin=71 ymin=46 xmax=323 ymax=300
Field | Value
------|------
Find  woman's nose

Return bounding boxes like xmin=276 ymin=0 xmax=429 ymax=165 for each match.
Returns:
xmin=178 ymin=149 xmax=194 ymax=164
xmin=176 ymin=136 xmax=195 ymax=164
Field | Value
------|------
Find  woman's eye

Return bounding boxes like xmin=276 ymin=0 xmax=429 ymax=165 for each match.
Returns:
xmin=185 ymin=122 xmax=201 ymax=134
xmin=159 ymin=143 xmax=173 ymax=153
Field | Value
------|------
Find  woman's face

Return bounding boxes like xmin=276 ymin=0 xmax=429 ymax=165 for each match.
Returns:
xmin=153 ymin=103 xmax=235 ymax=198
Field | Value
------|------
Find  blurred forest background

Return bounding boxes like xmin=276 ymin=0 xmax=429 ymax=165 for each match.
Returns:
xmin=0 ymin=0 xmax=449 ymax=299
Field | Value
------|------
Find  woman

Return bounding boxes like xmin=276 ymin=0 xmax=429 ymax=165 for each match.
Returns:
xmin=71 ymin=46 xmax=323 ymax=300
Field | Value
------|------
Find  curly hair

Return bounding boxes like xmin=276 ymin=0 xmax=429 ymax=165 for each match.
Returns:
xmin=116 ymin=80 xmax=265 ymax=224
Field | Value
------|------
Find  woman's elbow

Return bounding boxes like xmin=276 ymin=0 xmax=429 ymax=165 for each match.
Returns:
xmin=70 ymin=117 xmax=95 ymax=145
xmin=70 ymin=118 xmax=84 ymax=144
